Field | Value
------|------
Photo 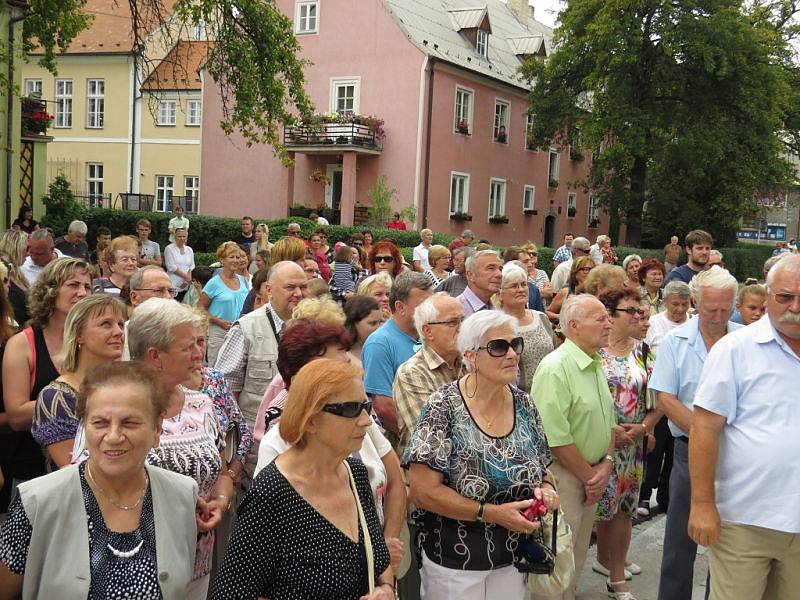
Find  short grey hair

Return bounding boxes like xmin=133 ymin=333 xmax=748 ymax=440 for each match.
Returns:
xmin=357 ymin=271 xmax=393 ymax=296
xmin=622 ymin=254 xmax=642 ymax=269
xmin=457 ymin=310 xmax=519 ymax=370
xmin=389 ymin=271 xmax=431 ymax=311
xmin=454 ymin=245 xmax=475 ymax=259
xmin=413 ymin=292 xmax=449 ymax=338
xmin=502 ymin=263 xmax=528 ymax=286
xmin=287 ymin=222 xmax=301 ymax=230
xmin=595 ymin=234 xmax=610 ymax=246
xmin=689 ymin=267 xmax=738 ymax=305
xmin=559 ymin=293 xmax=597 ymax=332
xmin=571 ymin=237 xmax=591 ymax=251
xmin=127 ymin=298 xmax=204 ymax=360
xmin=29 ymin=229 xmax=53 ymax=243
xmin=129 ymin=265 xmax=167 ymax=291
xmin=763 ymin=255 xmax=783 ymax=277
xmin=710 ymin=249 xmax=723 ymax=260
xmin=461 ymin=229 xmax=474 ymax=239
xmin=766 ymin=254 xmax=800 ymax=288
xmin=68 ymin=220 xmax=88 ymax=235
xmin=465 ymin=249 xmax=500 ymax=273
xmin=663 ymin=281 xmax=692 ymax=301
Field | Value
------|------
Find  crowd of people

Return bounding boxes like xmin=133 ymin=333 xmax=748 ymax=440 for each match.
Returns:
xmin=0 ymin=208 xmax=796 ymax=600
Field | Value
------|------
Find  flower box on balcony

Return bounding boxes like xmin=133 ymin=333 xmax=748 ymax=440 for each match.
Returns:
xmin=526 ymin=143 xmax=538 ymax=151
xmin=589 ymin=218 xmax=601 ymax=228
xmin=489 ymin=215 xmax=509 ymax=224
xmin=495 ymin=134 xmax=507 ymax=144
xmin=523 ymin=209 xmax=537 ymax=216
xmin=335 ymin=135 xmax=350 ymax=144
xmin=456 ymin=121 xmax=470 ymax=135
xmin=449 ymin=212 xmax=472 ymax=222
xmin=548 ymin=179 xmax=559 ymax=188
xmin=567 ymin=207 xmax=577 ymax=218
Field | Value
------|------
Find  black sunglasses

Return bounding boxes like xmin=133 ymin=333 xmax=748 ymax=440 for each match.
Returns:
xmin=479 ymin=337 xmax=524 ymax=357
xmin=322 ymin=400 xmax=372 ymax=418
xmin=375 ymin=255 xmax=394 ymax=263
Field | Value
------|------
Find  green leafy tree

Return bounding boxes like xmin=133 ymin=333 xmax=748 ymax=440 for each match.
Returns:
xmin=42 ymin=175 xmax=82 ymax=221
xmin=521 ymin=0 xmax=798 ymax=247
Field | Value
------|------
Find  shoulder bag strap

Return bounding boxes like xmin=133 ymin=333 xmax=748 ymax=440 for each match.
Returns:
xmin=344 ymin=460 xmax=375 ymax=594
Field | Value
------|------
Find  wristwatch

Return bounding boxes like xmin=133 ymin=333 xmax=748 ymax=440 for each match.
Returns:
xmin=604 ymin=454 xmax=614 ymax=465
xmin=476 ymin=502 xmax=486 ymax=522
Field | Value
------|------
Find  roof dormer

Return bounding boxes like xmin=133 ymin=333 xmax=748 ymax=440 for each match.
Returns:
xmin=507 ymin=34 xmax=547 ymax=60
xmin=447 ymin=6 xmax=492 ymax=59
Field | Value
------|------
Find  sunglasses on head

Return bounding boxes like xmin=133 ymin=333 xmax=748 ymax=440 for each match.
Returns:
xmin=375 ymin=255 xmax=394 ymax=263
xmin=479 ymin=336 xmax=524 ymax=357
xmin=322 ymin=400 xmax=372 ymax=418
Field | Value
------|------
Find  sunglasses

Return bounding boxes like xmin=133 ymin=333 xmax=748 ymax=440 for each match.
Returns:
xmin=479 ymin=336 xmax=524 ymax=357
xmin=353 ymin=241 xmax=364 ymax=247
xmin=528 ymin=252 xmax=538 ymax=257
xmin=611 ymin=307 xmax=646 ymax=317
xmin=322 ymin=400 xmax=372 ymax=418
xmin=375 ymin=255 xmax=394 ymax=263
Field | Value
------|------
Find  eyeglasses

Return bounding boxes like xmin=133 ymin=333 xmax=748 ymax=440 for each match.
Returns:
xmin=479 ymin=336 xmax=524 ymax=357
xmin=353 ymin=241 xmax=364 ymax=247
xmin=611 ymin=307 xmax=646 ymax=317
xmin=577 ymin=267 xmax=593 ymax=274
xmin=772 ymin=292 xmax=800 ymax=305
xmin=501 ymin=282 xmax=528 ymax=291
xmin=322 ymin=400 xmax=372 ymax=418
xmin=528 ymin=252 xmax=538 ymax=257
xmin=135 ymin=287 xmax=178 ymax=298
xmin=427 ymin=317 xmax=464 ymax=328
xmin=375 ymin=255 xmax=394 ymax=263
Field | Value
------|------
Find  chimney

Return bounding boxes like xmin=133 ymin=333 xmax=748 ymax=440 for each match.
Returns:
xmin=507 ymin=0 xmax=534 ymax=23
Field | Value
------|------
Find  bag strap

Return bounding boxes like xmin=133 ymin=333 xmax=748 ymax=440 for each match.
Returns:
xmin=344 ymin=460 xmax=375 ymax=594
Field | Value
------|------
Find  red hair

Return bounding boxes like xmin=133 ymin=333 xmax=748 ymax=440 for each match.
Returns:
xmin=368 ymin=241 xmax=403 ymax=278
xmin=276 ymin=319 xmax=352 ymax=389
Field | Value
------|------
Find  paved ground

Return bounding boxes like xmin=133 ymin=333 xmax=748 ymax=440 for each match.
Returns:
xmin=575 ymin=510 xmax=709 ymax=600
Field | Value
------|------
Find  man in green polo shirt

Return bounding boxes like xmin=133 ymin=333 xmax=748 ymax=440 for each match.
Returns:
xmin=532 ymin=293 xmax=616 ymax=600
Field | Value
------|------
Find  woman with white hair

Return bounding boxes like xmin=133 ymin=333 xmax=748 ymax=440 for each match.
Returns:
xmin=622 ymin=254 xmax=642 ymax=288
xmin=498 ymin=263 xmax=556 ymax=392
xmin=404 ymin=310 xmax=558 ymax=599
xmin=357 ymin=272 xmax=393 ymax=319
xmin=645 ymin=281 xmax=692 ymax=353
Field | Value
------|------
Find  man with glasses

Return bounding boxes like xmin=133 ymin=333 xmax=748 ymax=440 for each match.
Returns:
xmin=286 ymin=222 xmax=302 ymax=237
xmin=135 ymin=219 xmax=162 ymax=268
xmin=550 ymin=236 xmax=592 ymax=292
xmin=532 ymin=294 xmax=616 ymax=600
xmin=457 ymin=249 xmax=502 ymax=315
xmin=687 ymin=255 xmax=800 ymax=600
xmin=649 ymin=267 xmax=741 ymax=600
xmin=123 ymin=266 xmax=178 ymax=359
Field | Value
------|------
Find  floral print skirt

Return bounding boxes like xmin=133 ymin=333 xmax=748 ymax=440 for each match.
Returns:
xmin=596 ymin=440 xmax=645 ymax=520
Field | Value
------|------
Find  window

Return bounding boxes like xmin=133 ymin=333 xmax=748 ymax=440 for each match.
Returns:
xmin=525 ymin=113 xmax=535 ymax=149
xmin=186 ymin=100 xmax=202 ymax=126
xmin=454 ymin=87 xmax=473 ymax=133
xmin=156 ymin=175 xmax=174 ymax=212
xmin=194 ymin=20 xmax=208 ymax=40
xmin=588 ymin=194 xmax=600 ymax=224
xmin=489 ymin=178 xmax=506 ymax=218
xmin=449 ymin=172 xmax=470 ymax=215
xmin=24 ymin=79 xmax=42 ymax=97
xmin=548 ymin=149 xmax=559 ymax=185
xmin=86 ymin=164 xmax=104 ymax=208
xmin=330 ymin=78 xmax=360 ymax=114
xmin=86 ymin=79 xmax=105 ymax=128
xmin=296 ymin=1 xmax=318 ymax=34
xmin=157 ymin=100 xmax=177 ymax=126
xmin=184 ymin=176 xmax=200 ymax=212
xmin=493 ymin=100 xmax=509 ymax=142
xmin=523 ymin=185 xmax=535 ymax=211
xmin=476 ymin=29 xmax=489 ymax=58
xmin=55 ymin=79 xmax=73 ymax=128
xmin=567 ymin=192 xmax=577 ymax=218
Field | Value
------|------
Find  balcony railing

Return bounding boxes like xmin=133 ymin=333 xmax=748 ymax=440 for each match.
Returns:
xmin=114 ymin=193 xmax=198 ymax=213
xmin=21 ymin=97 xmax=54 ymax=138
xmin=284 ymin=122 xmax=383 ymax=152
xmin=74 ymin=193 xmax=111 ymax=209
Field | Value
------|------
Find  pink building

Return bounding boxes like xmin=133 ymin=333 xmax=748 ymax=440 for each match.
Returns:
xmin=200 ymin=0 xmax=609 ymax=246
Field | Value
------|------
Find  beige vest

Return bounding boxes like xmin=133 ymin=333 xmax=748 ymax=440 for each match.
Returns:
xmin=19 ymin=464 xmax=198 ymax=600
xmin=236 ymin=307 xmax=279 ymax=430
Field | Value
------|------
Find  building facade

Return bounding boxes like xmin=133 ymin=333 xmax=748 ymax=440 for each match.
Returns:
xmin=200 ymin=0 xmax=609 ymax=246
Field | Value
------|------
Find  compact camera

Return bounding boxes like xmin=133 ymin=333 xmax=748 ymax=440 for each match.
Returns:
xmin=515 ymin=497 xmax=556 ymax=574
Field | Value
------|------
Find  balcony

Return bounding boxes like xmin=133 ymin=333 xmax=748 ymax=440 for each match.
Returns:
xmin=21 ymin=97 xmax=54 ymax=140
xmin=284 ymin=118 xmax=384 ymax=155
xmin=114 ymin=193 xmax=198 ymax=213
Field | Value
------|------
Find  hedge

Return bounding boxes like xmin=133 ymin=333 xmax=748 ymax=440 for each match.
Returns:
xmin=41 ymin=208 xmax=772 ymax=281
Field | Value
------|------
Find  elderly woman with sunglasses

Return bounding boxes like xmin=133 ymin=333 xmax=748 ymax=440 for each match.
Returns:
xmin=214 ymin=359 xmax=395 ymax=599
xmin=368 ymin=241 xmax=404 ymax=279
xmin=403 ymin=310 xmax=558 ymax=599
xmin=593 ymin=288 xmax=661 ymax=600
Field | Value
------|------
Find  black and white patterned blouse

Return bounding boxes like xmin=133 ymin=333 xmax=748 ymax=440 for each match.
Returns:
xmin=212 ymin=457 xmax=390 ymax=600
xmin=0 ymin=462 xmax=162 ymax=599
xmin=402 ymin=381 xmax=552 ymax=571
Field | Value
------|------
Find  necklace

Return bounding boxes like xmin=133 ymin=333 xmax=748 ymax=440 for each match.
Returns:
xmin=475 ymin=393 xmax=508 ymax=429
xmin=86 ymin=463 xmax=148 ymax=511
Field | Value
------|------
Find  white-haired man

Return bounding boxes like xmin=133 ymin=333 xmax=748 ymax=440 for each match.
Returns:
xmin=54 ymin=220 xmax=89 ymax=261
xmin=413 ymin=228 xmax=434 ymax=272
xmin=649 ymin=267 xmax=741 ymax=600
xmin=457 ymin=249 xmax=502 ymax=315
xmin=688 ymin=255 xmax=800 ymax=600
xmin=531 ymin=294 xmax=616 ymax=600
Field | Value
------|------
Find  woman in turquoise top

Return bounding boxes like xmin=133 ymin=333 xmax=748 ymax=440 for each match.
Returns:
xmin=199 ymin=242 xmax=249 ymax=365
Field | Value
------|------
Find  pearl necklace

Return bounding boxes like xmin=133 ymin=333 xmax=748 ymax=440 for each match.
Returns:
xmin=86 ymin=463 xmax=148 ymax=512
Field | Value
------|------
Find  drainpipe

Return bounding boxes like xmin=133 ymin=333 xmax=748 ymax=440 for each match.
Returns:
xmin=421 ymin=58 xmax=436 ymax=229
xmin=128 ymin=43 xmax=142 ymax=194
xmin=5 ymin=0 xmax=29 ymax=228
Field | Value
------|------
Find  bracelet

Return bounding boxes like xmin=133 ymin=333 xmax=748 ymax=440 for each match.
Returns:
xmin=604 ymin=454 xmax=614 ymax=465
xmin=476 ymin=502 xmax=486 ymax=522
xmin=213 ymin=494 xmax=232 ymax=511
xmin=540 ymin=480 xmax=556 ymax=491
xmin=641 ymin=422 xmax=649 ymax=435
xmin=227 ymin=468 xmax=238 ymax=479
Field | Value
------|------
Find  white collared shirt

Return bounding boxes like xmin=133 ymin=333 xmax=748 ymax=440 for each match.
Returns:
xmin=694 ymin=315 xmax=800 ymax=533
xmin=20 ymin=249 xmax=65 ymax=286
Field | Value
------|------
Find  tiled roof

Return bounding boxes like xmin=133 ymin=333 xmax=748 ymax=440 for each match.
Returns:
xmin=383 ymin=0 xmax=552 ymax=90
xmin=141 ymin=41 xmax=211 ymax=91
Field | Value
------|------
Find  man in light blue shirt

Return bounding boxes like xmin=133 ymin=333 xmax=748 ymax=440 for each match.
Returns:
xmin=649 ymin=267 xmax=741 ymax=600
xmin=688 ymin=255 xmax=800 ymax=600
xmin=456 ymin=250 xmax=501 ymax=316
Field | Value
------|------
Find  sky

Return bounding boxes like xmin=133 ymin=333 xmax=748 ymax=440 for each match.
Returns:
xmin=533 ymin=0 xmax=565 ymax=28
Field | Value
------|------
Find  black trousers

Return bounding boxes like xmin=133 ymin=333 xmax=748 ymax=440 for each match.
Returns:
xmin=640 ymin=416 xmax=673 ymax=509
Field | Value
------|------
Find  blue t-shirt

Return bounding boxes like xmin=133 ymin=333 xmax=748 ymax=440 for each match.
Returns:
xmin=662 ymin=264 xmax=700 ymax=286
xmin=362 ymin=319 xmax=417 ymax=397
xmin=202 ymin=275 xmax=249 ymax=322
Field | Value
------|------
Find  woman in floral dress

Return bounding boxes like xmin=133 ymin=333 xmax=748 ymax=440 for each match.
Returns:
xmin=594 ymin=288 xmax=662 ymax=600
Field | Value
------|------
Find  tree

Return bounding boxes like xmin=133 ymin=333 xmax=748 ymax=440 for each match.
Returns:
xmin=521 ymin=0 xmax=799 ymax=247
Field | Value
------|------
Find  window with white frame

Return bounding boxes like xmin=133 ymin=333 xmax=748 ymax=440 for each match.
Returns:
xmin=330 ymin=78 xmax=359 ymax=114
xmin=86 ymin=79 xmax=105 ymax=128
xmin=24 ymin=80 xmax=42 ymax=97
xmin=186 ymin=100 xmax=202 ymax=126
xmin=454 ymin=87 xmax=472 ymax=133
xmin=493 ymin=100 xmax=509 ymax=142
xmin=157 ymin=100 xmax=177 ymax=126
xmin=450 ymin=172 xmax=470 ymax=215
xmin=295 ymin=1 xmax=318 ymax=34
xmin=86 ymin=164 xmax=104 ymax=208
xmin=526 ymin=113 xmax=535 ymax=148
xmin=548 ymin=149 xmax=559 ymax=185
xmin=489 ymin=178 xmax=506 ymax=218
xmin=55 ymin=80 xmax=73 ymax=128
xmin=567 ymin=192 xmax=577 ymax=217
xmin=156 ymin=175 xmax=174 ymax=212
xmin=588 ymin=194 xmax=600 ymax=224
xmin=523 ymin=185 xmax=535 ymax=211
xmin=195 ymin=20 xmax=208 ymax=40
xmin=184 ymin=176 xmax=200 ymax=212
xmin=476 ymin=29 xmax=489 ymax=58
